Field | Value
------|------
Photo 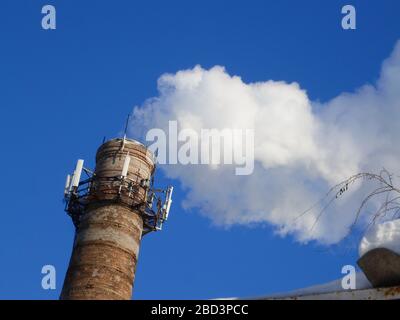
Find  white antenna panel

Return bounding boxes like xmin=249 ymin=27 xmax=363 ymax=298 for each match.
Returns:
xmin=165 ymin=199 xmax=173 ymax=219
xmin=64 ymin=174 xmax=71 ymax=195
xmin=164 ymin=186 xmax=174 ymax=219
xmin=71 ymin=159 xmax=84 ymax=188
xmin=121 ymin=155 xmax=131 ymax=177
xmin=169 ymin=186 xmax=174 ymax=198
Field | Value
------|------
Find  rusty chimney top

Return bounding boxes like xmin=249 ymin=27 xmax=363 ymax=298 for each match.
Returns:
xmin=60 ymin=138 xmax=173 ymax=300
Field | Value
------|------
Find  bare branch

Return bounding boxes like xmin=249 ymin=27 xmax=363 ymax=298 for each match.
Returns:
xmin=297 ymin=169 xmax=400 ymax=240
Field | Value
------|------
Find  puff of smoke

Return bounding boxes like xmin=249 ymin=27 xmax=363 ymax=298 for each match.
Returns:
xmin=130 ymin=41 xmax=400 ymax=245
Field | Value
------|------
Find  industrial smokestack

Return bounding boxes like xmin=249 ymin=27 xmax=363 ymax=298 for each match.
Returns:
xmin=61 ymin=138 xmax=171 ymax=300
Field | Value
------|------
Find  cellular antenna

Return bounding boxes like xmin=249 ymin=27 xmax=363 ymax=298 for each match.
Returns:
xmin=64 ymin=174 xmax=71 ymax=195
xmin=71 ymin=159 xmax=84 ymax=188
xmin=121 ymin=154 xmax=131 ymax=178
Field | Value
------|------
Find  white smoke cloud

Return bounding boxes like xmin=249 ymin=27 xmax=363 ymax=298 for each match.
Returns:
xmin=130 ymin=41 xmax=400 ymax=245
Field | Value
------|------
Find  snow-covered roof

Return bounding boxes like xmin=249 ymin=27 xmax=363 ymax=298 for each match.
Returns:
xmin=260 ymin=286 xmax=400 ymax=300
xmin=221 ymin=220 xmax=400 ymax=300
xmin=223 ymin=273 xmax=399 ymax=300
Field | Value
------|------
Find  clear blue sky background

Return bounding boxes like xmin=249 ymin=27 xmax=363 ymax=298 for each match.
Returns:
xmin=0 ymin=0 xmax=399 ymax=299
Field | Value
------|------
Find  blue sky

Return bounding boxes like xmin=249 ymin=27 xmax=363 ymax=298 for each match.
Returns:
xmin=0 ymin=0 xmax=400 ymax=299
